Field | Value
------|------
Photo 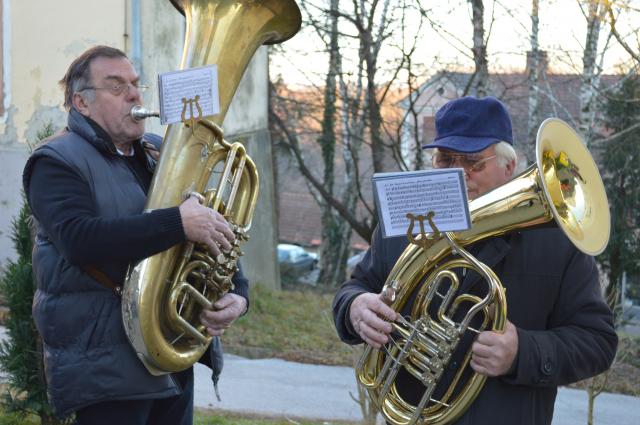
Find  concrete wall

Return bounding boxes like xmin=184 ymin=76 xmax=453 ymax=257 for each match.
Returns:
xmin=0 ymin=0 xmax=280 ymax=289
xmin=227 ymin=127 xmax=280 ymax=288
xmin=224 ymin=47 xmax=280 ymax=289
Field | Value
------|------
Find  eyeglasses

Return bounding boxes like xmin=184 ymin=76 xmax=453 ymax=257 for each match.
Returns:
xmin=80 ymin=83 xmax=148 ymax=96
xmin=432 ymin=152 xmax=497 ymax=172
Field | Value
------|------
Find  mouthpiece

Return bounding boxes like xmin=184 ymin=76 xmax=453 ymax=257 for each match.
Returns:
xmin=130 ymin=105 xmax=160 ymax=121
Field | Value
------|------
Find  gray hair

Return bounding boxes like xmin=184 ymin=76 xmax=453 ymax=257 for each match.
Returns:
xmin=59 ymin=45 xmax=128 ymax=110
xmin=75 ymin=84 xmax=96 ymax=105
xmin=494 ymin=141 xmax=517 ymax=169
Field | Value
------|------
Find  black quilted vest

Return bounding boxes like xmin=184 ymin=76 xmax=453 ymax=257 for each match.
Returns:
xmin=22 ymin=110 xmax=179 ymax=417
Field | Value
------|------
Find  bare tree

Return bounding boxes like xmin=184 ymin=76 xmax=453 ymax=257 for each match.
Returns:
xmin=332 ymin=0 xmax=394 ymax=174
xmin=470 ymin=0 xmax=490 ymax=96
xmin=604 ymin=0 xmax=640 ymax=65
xmin=578 ymin=0 xmax=607 ymax=146
xmin=308 ymin=0 xmax=352 ymax=285
xmin=271 ymin=1 xmax=429 ymax=271
xmin=416 ymin=1 xmax=493 ymax=97
xmin=383 ymin=7 xmax=431 ymax=173
xmin=526 ymin=0 xmax=542 ymax=160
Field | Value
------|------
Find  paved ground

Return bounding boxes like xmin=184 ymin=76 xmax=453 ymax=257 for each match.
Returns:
xmin=194 ymin=354 xmax=640 ymax=425
xmin=1 ymin=325 xmax=637 ymax=424
xmin=621 ymin=304 xmax=640 ymax=336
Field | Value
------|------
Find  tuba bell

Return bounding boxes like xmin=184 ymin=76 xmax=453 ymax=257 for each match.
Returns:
xmin=122 ymin=0 xmax=301 ymax=375
xmin=356 ymin=118 xmax=610 ymax=424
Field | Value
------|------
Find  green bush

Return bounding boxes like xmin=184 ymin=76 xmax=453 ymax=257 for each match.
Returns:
xmin=0 ymin=122 xmax=68 ymax=425
xmin=0 ymin=199 xmax=59 ymax=424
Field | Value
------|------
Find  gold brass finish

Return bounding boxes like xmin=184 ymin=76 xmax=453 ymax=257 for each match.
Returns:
xmin=356 ymin=118 xmax=610 ymax=424
xmin=181 ymin=96 xmax=203 ymax=127
xmin=122 ymin=0 xmax=301 ymax=375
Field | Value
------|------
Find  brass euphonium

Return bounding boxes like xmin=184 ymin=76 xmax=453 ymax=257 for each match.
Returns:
xmin=122 ymin=0 xmax=301 ymax=375
xmin=356 ymin=118 xmax=610 ymax=424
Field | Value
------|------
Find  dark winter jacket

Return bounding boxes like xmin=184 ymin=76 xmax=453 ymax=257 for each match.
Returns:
xmin=23 ymin=109 xmax=248 ymax=417
xmin=333 ymin=226 xmax=618 ymax=425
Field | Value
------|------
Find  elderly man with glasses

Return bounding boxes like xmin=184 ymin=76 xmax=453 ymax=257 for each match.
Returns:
xmin=333 ymin=96 xmax=617 ymax=425
xmin=22 ymin=45 xmax=249 ymax=425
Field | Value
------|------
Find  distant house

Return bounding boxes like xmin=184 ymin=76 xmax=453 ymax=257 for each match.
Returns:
xmin=399 ymin=52 xmax=621 ymax=169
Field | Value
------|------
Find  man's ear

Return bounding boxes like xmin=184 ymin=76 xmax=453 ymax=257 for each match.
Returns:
xmin=72 ymin=92 xmax=90 ymax=116
xmin=505 ymin=158 xmax=516 ymax=179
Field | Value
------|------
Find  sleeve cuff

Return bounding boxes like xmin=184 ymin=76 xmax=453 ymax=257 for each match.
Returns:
xmin=231 ymin=280 xmax=249 ymax=303
xmin=231 ymin=261 xmax=250 ymax=315
xmin=151 ymin=206 xmax=185 ymax=241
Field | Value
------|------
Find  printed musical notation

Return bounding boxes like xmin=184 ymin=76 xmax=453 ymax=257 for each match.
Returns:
xmin=373 ymin=169 xmax=471 ymax=238
xmin=158 ymin=65 xmax=220 ymax=125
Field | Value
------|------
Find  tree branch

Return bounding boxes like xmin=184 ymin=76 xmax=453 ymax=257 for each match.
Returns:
xmin=271 ymin=108 xmax=373 ymax=240
xmin=605 ymin=1 xmax=640 ymax=65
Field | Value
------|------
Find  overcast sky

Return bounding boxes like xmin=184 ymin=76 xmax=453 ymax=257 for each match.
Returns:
xmin=271 ymin=0 xmax=638 ymax=86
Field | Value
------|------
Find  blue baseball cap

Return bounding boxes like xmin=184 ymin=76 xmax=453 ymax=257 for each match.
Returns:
xmin=423 ymin=96 xmax=513 ymax=153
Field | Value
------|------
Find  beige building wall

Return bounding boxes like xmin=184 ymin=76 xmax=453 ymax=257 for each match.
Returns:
xmin=1 ymin=0 xmax=126 ymax=145
xmin=0 ymin=0 xmax=280 ymax=289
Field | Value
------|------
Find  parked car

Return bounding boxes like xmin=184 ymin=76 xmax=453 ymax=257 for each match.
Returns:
xmin=346 ymin=250 xmax=366 ymax=276
xmin=277 ymin=244 xmax=318 ymax=274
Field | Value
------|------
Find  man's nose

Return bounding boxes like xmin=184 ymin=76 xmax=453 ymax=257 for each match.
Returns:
xmin=126 ymin=85 xmax=143 ymax=102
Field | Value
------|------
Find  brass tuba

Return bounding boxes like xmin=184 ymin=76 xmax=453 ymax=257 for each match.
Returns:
xmin=122 ymin=0 xmax=301 ymax=375
xmin=356 ymin=118 xmax=610 ymax=424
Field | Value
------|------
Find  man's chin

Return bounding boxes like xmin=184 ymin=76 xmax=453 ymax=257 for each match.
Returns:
xmin=120 ymin=132 xmax=145 ymax=145
xmin=128 ymin=127 xmax=146 ymax=141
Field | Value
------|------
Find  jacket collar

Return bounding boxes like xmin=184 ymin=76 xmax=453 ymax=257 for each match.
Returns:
xmin=67 ymin=108 xmax=151 ymax=170
xmin=67 ymin=108 xmax=119 ymax=156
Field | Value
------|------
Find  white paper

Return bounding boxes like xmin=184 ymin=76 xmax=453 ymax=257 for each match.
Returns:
xmin=373 ymin=169 xmax=471 ymax=238
xmin=158 ymin=65 xmax=220 ymax=125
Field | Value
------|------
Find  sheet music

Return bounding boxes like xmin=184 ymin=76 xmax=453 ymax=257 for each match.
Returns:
xmin=373 ymin=169 xmax=471 ymax=238
xmin=157 ymin=65 xmax=220 ymax=125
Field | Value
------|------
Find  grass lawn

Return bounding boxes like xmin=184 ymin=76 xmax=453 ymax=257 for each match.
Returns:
xmin=222 ymin=284 xmax=358 ymax=366
xmin=0 ymin=409 xmax=351 ymax=425
xmin=195 ymin=409 xmax=355 ymax=424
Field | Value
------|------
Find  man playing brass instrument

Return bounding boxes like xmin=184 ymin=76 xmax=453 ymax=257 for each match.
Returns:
xmin=333 ymin=96 xmax=617 ymax=424
xmin=23 ymin=46 xmax=248 ymax=425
